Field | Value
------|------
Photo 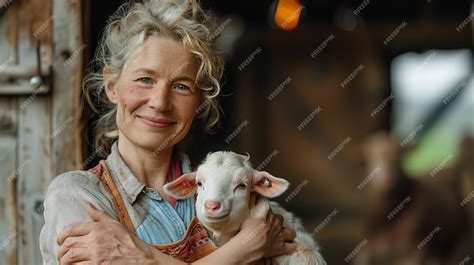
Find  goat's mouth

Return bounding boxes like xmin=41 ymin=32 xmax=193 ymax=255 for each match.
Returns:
xmin=203 ymin=212 xmax=230 ymax=223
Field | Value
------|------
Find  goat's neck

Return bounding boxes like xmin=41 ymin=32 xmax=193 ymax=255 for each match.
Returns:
xmin=210 ymin=215 xmax=249 ymax=247
xmin=211 ymin=229 xmax=239 ymax=247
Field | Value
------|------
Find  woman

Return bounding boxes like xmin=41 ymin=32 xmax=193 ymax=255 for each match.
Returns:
xmin=39 ymin=0 xmax=297 ymax=264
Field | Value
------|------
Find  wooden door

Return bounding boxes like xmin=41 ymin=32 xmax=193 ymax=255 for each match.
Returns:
xmin=0 ymin=0 xmax=83 ymax=264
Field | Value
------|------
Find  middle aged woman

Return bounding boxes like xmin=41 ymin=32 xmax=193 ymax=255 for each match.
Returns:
xmin=39 ymin=0 xmax=297 ymax=264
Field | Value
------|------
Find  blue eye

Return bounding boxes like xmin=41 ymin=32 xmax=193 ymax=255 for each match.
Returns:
xmin=136 ymin=77 xmax=152 ymax=84
xmin=175 ymin=84 xmax=190 ymax=91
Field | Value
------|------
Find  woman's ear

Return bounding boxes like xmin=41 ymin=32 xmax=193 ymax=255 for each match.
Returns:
xmin=103 ymin=67 xmax=118 ymax=104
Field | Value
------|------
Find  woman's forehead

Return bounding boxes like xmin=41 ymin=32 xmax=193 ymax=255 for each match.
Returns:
xmin=124 ymin=36 xmax=197 ymax=77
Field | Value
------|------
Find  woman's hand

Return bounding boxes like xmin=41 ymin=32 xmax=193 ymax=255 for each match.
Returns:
xmin=235 ymin=194 xmax=297 ymax=263
xmin=57 ymin=203 xmax=157 ymax=265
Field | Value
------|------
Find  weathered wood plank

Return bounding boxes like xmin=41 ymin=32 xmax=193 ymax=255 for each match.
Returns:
xmin=51 ymin=0 xmax=83 ymax=175
xmin=17 ymin=95 xmax=51 ymax=265
xmin=0 ymin=98 xmax=18 ymax=265
xmin=13 ymin=0 xmax=53 ymax=263
xmin=0 ymin=2 xmax=19 ymax=265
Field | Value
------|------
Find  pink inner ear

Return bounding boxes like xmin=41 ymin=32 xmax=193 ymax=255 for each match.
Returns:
xmin=163 ymin=172 xmax=197 ymax=199
xmin=252 ymin=171 xmax=289 ymax=198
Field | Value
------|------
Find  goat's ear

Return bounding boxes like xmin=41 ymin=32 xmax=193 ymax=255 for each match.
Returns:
xmin=252 ymin=171 xmax=289 ymax=198
xmin=163 ymin=172 xmax=197 ymax=199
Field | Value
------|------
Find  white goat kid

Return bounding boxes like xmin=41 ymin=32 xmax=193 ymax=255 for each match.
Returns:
xmin=164 ymin=151 xmax=326 ymax=265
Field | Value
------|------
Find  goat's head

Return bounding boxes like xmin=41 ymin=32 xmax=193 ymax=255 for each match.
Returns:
xmin=163 ymin=151 xmax=289 ymax=234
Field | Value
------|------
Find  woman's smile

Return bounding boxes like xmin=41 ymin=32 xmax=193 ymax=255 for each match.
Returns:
xmin=136 ymin=114 xmax=177 ymax=129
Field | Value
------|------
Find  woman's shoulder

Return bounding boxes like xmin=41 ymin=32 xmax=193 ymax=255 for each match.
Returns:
xmin=44 ymin=167 xmax=116 ymax=217
xmin=45 ymin=168 xmax=102 ymax=196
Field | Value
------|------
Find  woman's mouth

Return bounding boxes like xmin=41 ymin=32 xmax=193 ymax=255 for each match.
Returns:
xmin=137 ymin=115 xmax=176 ymax=128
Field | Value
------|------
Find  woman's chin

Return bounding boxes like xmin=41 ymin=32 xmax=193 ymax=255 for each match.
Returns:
xmin=130 ymin=135 xmax=177 ymax=155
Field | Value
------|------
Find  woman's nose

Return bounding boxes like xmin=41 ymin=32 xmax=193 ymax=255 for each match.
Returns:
xmin=148 ymin=82 xmax=172 ymax=111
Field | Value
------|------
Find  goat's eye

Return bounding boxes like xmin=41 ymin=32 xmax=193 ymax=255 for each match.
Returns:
xmin=237 ymin=183 xmax=247 ymax=189
xmin=196 ymin=181 xmax=202 ymax=187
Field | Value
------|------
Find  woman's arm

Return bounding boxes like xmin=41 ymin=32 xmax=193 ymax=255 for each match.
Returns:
xmin=40 ymin=172 xmax=118 ymax=265
xmin=58 ymin=198 xmax=297 ymax=264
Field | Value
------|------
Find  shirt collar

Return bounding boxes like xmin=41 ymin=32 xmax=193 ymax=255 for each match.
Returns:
xmin=105 ymin=141 xmax=194 ymax=204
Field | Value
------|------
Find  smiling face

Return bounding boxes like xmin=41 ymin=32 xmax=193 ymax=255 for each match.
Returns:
xmin=194 ymin=157 xmax=253 ymax=232
xmin=104 ymin=36 xmax=201 ymax=153
xmin=163 ymin=151 xmax=291 ymax=235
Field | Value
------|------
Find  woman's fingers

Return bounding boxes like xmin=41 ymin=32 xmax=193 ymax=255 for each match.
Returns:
xmin=270 ymin=214 xmax=284 ymax=234
xmin=57 ymin=235 xmax=88 ymax=259
xmin=87 ymin=202 xmax=116 ymax=222
xmin=59 ymin=247 xmax=89 ymax=265
xmin=281 ymin=228 xmax=296 ymax=242
xmin=57 ymin=222 xmax=94 ymax=245
xmin=283 ymin=242 xmax=298 ymax=255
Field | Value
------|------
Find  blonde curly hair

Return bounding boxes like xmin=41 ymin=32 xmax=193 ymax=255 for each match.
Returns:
xmin=82 ymin=0 xmax=224 ymax=156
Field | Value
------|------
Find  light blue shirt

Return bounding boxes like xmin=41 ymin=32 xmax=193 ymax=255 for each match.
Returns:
xmin=136 ymin=186 xmax=196 ymax=244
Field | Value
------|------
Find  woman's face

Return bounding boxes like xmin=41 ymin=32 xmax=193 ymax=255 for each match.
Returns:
xmin=105 ymin=36 xmax=201 ymax=154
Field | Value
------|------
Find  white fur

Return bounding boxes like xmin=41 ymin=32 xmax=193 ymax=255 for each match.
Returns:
xmin=173 ymin=151 xmax=327 ymax=265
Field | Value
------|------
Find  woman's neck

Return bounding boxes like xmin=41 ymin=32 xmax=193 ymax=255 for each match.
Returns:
xmin=117 ymin=135 xmax=173 ymax=190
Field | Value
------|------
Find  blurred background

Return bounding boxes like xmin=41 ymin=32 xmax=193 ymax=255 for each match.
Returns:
xmin=0 ymin=0 xmax=473 ymax=264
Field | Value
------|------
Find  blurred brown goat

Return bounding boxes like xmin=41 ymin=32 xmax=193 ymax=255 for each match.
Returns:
xmin=354 ymin=132 xmax=472 ymax=265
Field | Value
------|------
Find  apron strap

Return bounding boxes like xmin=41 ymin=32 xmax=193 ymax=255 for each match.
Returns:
xmin=93 ymin=160 xmax=136 ymax=234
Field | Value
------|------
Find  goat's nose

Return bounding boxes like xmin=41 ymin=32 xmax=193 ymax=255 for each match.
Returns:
xmin=204 ymin=200 xmax=221 ymax=211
